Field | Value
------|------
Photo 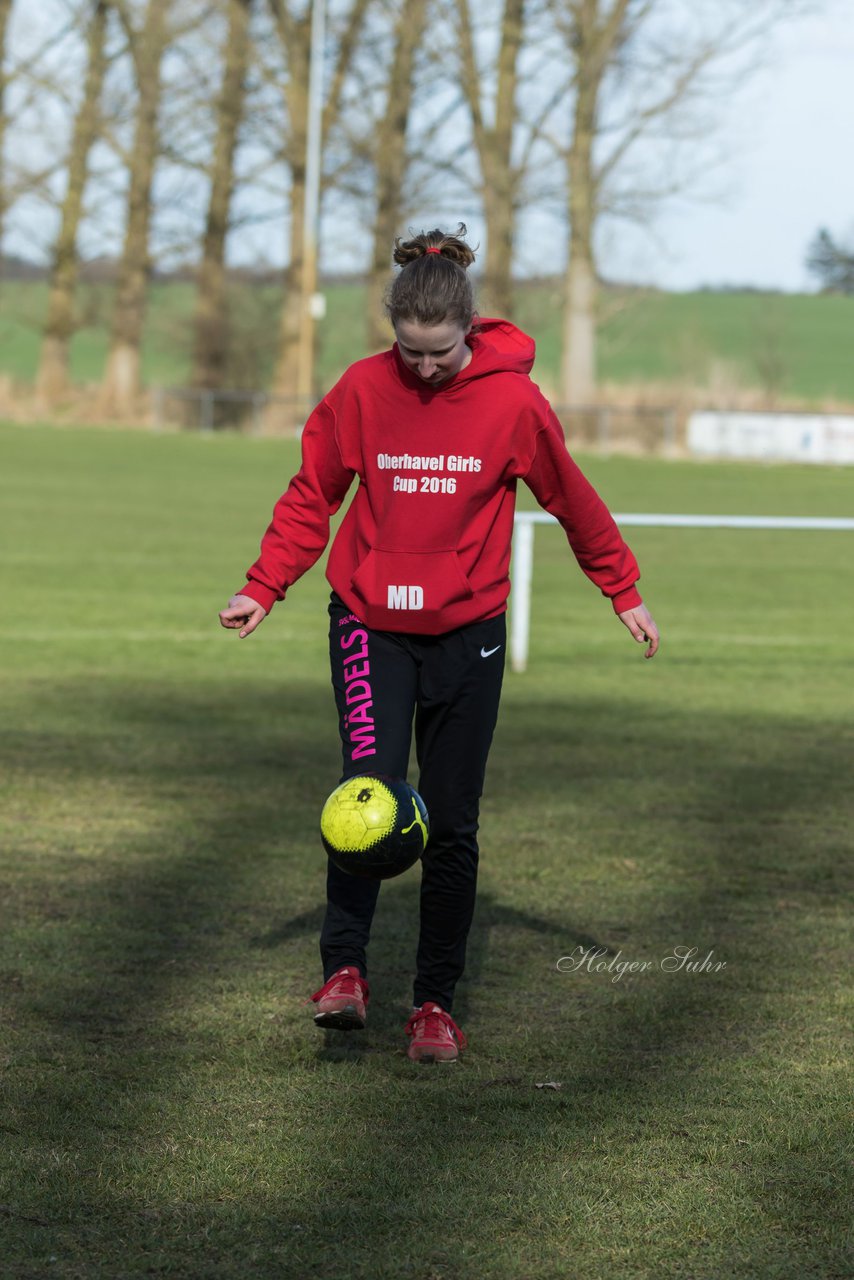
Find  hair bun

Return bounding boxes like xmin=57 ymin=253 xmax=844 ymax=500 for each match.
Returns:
xmin=392 ymin=223 xmax=477 ymax=270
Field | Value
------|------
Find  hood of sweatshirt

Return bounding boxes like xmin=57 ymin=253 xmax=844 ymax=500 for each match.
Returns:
xmin=391 ymin=316 xmax=535 ymax=394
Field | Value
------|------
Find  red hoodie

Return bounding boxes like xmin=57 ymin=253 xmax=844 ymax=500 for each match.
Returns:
xmin=238 ymin=318 xmax=642 ymax=633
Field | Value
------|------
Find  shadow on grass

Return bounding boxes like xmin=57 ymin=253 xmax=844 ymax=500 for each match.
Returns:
xmin=1 ymin=678 xmax=850 ymax=1278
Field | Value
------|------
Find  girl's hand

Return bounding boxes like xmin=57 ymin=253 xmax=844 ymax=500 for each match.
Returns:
xmin=618 ymin=604 xmax=659 ymax=659
xmin=218 ymin=594 xmax=268 ymax=639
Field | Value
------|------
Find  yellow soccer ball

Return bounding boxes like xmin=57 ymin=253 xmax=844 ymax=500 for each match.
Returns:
xmin=320 ymin=774 xmax=429 ymax=880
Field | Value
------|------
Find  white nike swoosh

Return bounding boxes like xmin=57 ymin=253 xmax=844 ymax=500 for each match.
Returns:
xmin=480 ymin=645 xmax=502 ymax=658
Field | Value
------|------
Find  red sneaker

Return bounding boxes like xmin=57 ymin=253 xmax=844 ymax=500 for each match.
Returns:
xmin=404 ymin=1001 xmax=468 ymax=1063
xmin=307 ymin=965 xmax=370 ymax=1030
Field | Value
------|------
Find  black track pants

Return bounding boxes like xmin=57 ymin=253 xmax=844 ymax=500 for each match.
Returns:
xmin=320 ymin=592 xmax=506 ymax=1012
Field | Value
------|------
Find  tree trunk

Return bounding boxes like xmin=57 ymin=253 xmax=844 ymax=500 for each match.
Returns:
xmin=267 ymin=1 xmax=310 ymax=409
xmin=456 ymin=0 xmax=524 ymax=319
xmin=270 ymin=119 xmax=307 ymax=406
xmin=267 ymin=0 xmax=371 ymax=416
xmin=560 ymin=0 xmax=634 ymax=407
xmin=0 ymin=0 xmax=14 ymax=258
xmin=37 ymin=0 xmax=109 ymax=403
xmin=562 ymin=235 xmax=596 ymax=407
xmin=366 ymin=0 xmax=427 ymax=352
xmin=190 ymin=0 xmax=252 ymax=392
xmin=101 ymin=0 xmax=170 ymax=415
xmin=480 ymin=0 xmax=524 ymax=318
xmin=561 ymin=62 xmax=598 ymax=407
xmin=480 ymin=170 xmax=516 ymax=320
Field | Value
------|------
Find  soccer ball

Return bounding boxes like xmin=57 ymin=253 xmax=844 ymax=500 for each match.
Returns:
xmin=320 ymin=774 xmax=429 ymax=880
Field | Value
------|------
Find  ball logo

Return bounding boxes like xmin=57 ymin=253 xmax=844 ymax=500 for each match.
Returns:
xmin=401 ymin=797 xmax=428 ymax=848
xmin=387 ymin=584 xmax=423 ymax=610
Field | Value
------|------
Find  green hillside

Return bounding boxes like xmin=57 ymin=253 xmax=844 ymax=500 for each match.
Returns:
xmin=1 ymin=277 xmax=853 ymax=404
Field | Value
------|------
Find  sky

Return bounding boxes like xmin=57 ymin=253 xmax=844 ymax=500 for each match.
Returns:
xmin=597 ymin=2 xmax=854 ymax=291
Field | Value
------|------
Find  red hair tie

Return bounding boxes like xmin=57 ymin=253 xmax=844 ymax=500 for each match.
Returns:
xmin=425 ymin=247 xmax=442 ymax=255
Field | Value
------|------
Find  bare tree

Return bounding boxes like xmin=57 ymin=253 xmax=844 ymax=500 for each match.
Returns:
xmin=364 ymin=0 xmax=427 ymax=351
xmin=190 ymin=0 xmax=252 ymax=390
xmin=0 ymin=0 xmax=13 ymax=255
xmin=100 ymin=0 xmax=171 ymax=413
xmin=550 ymin=0 xmax=813 ymax=407
xmin=266 ymin=0 xmax=372 ymax=403
xmin=1 ymin=1 xmax=82 ymax=260
xmin=452 ymin=0 xmax=527 ymax=318
xmin=36 ymin=0 xmax=111 ymax=402
xmin=265 ymin=0 xmax=309 ymax=404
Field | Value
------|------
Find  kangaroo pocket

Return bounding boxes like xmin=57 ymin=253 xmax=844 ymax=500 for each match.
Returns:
xmin=350 ymin=548 xmax=474 ymax=627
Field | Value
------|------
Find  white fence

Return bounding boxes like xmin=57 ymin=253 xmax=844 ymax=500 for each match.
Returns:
xmin=509 ymin=511 xmax=854 ymax=672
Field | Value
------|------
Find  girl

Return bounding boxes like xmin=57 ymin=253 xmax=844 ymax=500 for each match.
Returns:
xmin=219 ymin=225 xmax=659 ymax=1064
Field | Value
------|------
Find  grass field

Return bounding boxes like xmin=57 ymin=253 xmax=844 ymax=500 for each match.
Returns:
xmin=0 ymin=423 xmax=851 ymax=1279
xmin=2 ymin=280 xmax=854 ymax=404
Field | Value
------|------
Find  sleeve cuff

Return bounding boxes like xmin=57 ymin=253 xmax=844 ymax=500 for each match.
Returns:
xmin=236 ymin=581 xmax=280 ymax=614
xmin=611 ymin=585 xmax=642 ymax=614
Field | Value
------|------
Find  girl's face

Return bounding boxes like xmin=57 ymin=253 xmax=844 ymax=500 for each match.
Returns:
xmin=394 ymin=318 xmax=473 ymax=384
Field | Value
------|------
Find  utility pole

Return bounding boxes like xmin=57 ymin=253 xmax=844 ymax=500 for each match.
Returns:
xmin=297 ymin=0 xmax=326 ymax=405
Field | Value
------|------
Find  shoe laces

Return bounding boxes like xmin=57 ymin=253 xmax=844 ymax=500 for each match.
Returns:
xmin=404 ymin=1003 xmax=467 ymax=1050
xmin=307 ymin=966 xmax=369 ymax=1005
